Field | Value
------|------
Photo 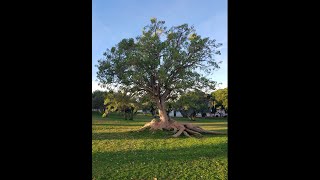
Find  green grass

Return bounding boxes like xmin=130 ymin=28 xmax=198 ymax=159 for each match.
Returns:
xmin=92 ymin=112 xmax=228 ymax=180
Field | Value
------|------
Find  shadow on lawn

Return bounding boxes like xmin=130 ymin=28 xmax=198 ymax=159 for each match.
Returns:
xmin=92 ymin=142 xmax=227 ymax=164
xmin=92 ymin=130 xmax=227 ymax=140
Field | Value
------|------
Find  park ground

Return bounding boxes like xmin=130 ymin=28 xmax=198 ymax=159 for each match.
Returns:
xmin=92 ymin=112 xmax=228 ymax=180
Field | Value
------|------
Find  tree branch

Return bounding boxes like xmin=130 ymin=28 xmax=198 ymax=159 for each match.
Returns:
xmin=161 ymin=89 xmax=172 ymax=99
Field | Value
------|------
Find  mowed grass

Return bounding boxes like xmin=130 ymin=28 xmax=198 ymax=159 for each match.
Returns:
xmin=92 ymin=112 xmax=228 ymax=180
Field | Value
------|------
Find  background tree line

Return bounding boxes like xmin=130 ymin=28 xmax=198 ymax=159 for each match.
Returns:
xmin=92 ymin=87 xmax=227 ymax=120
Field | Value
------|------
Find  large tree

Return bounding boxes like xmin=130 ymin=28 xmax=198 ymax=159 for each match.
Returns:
xmin=97 ymin=18 xmax=225 ymax=137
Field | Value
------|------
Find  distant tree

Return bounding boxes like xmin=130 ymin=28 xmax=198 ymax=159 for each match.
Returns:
xmin=92 ymin=90 xmax=106 ymax=113
xmin=96 ymin=18 xmax=225 ymax=137
xmin=175 ymin=90 xmax=211 ymax=120
xmin=212 ymin=88 xmax=228 ymax=111
xmin=103 ymin=90 xmax=140 ymax=120
xmin=138 ymin=94 xmax=157 ymax=117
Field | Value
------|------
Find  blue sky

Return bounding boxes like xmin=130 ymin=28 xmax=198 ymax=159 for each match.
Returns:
xmin=92 ymin=0 xmax=227 ymax=91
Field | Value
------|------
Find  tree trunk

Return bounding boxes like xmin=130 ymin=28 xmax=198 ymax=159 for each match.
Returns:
xmin=156 ymin=98 xmax=170 ymax=124
xmin=129 ymin=111 xmax=133 ymax=120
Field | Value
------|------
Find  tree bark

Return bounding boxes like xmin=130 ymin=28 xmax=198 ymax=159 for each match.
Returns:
xmin=156 ymin=98 xmax=170 ymax=123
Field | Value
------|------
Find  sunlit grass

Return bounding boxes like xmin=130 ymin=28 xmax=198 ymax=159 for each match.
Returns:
xmin=92 ymin=112 xmax=228 ymax=180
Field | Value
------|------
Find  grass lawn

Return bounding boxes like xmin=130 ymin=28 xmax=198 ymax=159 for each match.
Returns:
xmin=92 ymin=112 xmax=228 ymax=180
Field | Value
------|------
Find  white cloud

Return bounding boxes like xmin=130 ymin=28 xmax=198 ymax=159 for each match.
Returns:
xmin=92 ymin=80 xmax=122 ymax=92
xmin=92 ymin=80 xmax=106 ymax=92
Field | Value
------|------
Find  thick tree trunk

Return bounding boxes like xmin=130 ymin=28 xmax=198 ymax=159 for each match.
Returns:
xmin=154 ymin=98 xmax=172 ymax=129
xmin=157 ymin=101 xmax=169 ymax=123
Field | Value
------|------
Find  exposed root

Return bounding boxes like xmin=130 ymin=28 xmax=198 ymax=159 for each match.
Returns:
xmin=182 ymin=131 xmax=192 ymax=137
xmin=138 ymin=123 xmax=151 ymax=132
xmin=172 ymin=127 xmax=178 ymax=133
xmin=138 ymin=118 xmax=227 ymax=138
xmin=191 ymin=126 xmax=226 ymax=135
xmin=184 ymin=128 xmax=202 ymax=136
xmin=172 ymin=127 xmax=185 ymax=138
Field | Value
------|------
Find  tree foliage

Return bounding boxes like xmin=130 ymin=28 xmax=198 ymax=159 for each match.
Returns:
xmin=174 ymin=90 xmax=211 ymax=120
xmin=103 ymin=90 xmax=140 ymax=120
xmin=96 ymin=18 xmax=222 ymax=119
xmin=211 ymin=88 xmax=228 ymax=110
xmin=92 ymin=90 xmax=106 ymax=113
xmin=138 ymin=94 xmax=157 ymax=117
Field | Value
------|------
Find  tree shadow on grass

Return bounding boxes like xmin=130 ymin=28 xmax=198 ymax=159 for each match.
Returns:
xmin=92 ymin=142 xmax=227 ymax=164
xmin=92 ymin=143 xmax=227 ymax=179
xmin=92 ymin=130 xmax=227 ymax=140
